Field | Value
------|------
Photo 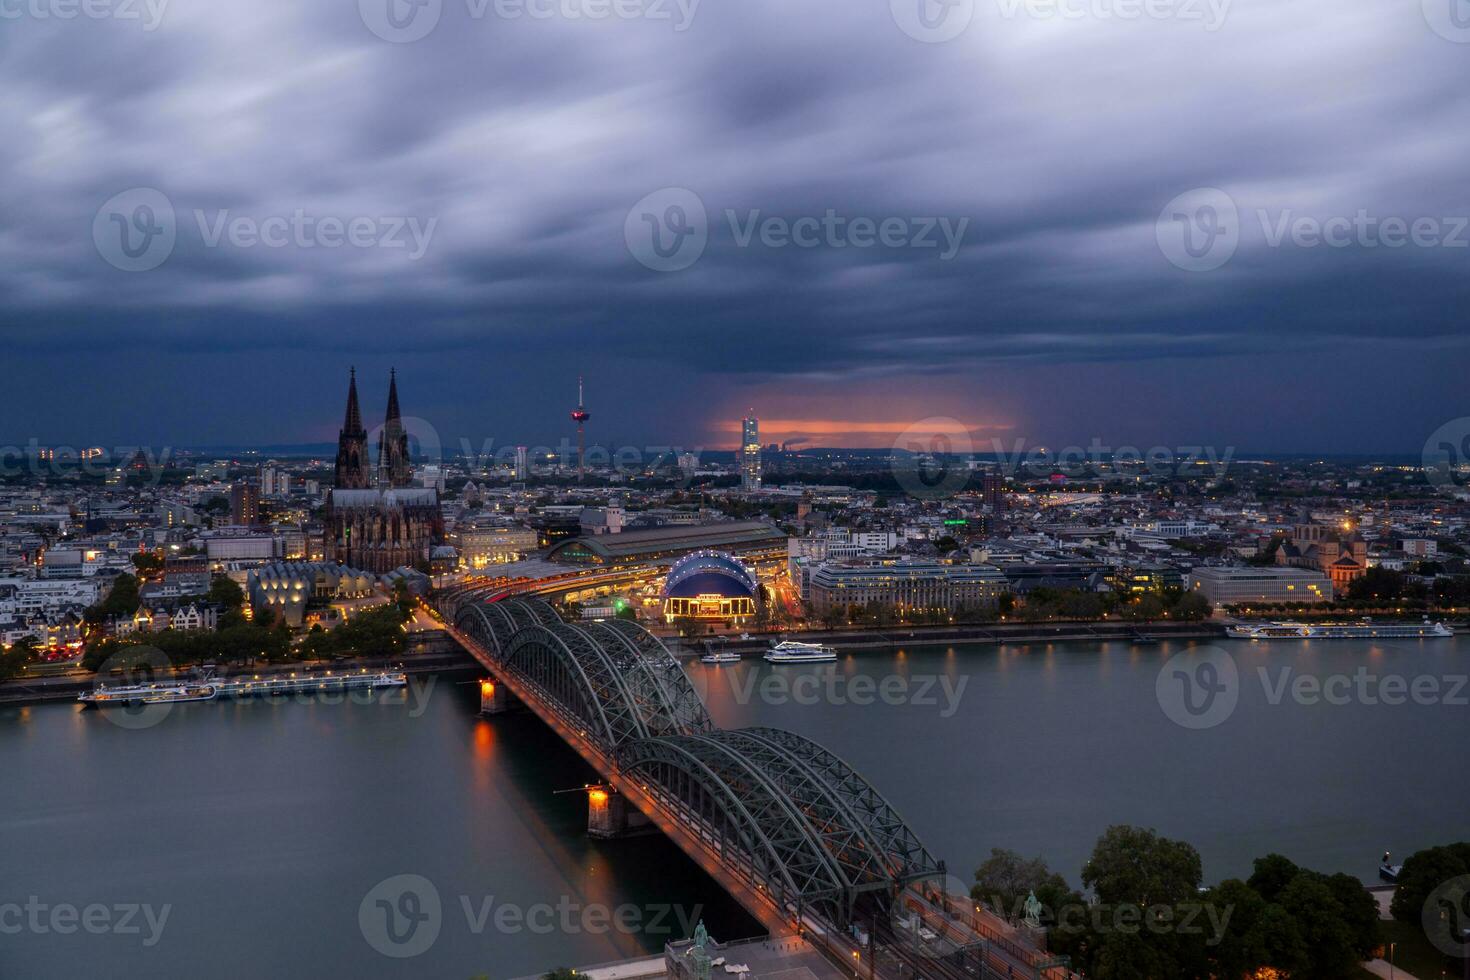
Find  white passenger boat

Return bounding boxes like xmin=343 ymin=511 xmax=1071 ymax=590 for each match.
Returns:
xmin=80 ymin=682 xmax=218 ymax=706
xmin=763 ymin=641 xmax=837 ymax=663
xmin=1226 ymin=619 xmax=1453 ymax=640
xmin=699 ymin=651 xmax=742 ymax=665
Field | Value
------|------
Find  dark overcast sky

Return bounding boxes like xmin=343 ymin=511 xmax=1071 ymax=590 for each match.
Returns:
xmin=3 ymin=0 xmax=1468 ymax=453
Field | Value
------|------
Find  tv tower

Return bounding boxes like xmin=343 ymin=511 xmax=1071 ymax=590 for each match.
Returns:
xmin=570 ymin=376 xmax=591 ymax=480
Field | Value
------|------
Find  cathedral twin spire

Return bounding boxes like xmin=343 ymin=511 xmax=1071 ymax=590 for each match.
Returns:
xmin=378 ymin=369 xmax=412 ymax=489
xmin=333 ymin=368 xmax=412 ymax=490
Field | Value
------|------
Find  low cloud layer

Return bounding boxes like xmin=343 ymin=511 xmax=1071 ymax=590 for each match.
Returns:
xmin=2 ymin=0 xmax=1468 ymax=448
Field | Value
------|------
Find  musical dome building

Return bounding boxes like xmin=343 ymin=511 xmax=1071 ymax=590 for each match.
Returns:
xmin=660 ymin=551 xmax=760 ymax=623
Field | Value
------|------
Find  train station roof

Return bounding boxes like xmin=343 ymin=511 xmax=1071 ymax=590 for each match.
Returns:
xmin=546 ymin=520 xmax=787 ymax=565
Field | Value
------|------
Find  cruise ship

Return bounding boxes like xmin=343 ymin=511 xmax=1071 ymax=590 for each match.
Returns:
xmin=764 ymin=640 xmax=838 ymax=663
xmin=1226 ymin=620 xmax=1453 ymax=640
xmin=80 ymin=669 xmax=408 ymax=705
xmin=80 ymin=682 xmax=218 ymax=706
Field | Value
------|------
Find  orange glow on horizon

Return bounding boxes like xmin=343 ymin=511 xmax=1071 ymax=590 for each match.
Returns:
xmin=710 ymin=417 xmax=1014 ymax=449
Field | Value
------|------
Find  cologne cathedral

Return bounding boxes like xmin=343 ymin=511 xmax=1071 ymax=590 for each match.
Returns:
xmin=323 ymin=369 xmax=443 ymax=574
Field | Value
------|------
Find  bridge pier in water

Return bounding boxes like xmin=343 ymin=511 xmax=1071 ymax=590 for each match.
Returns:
xmin=586 ymin=787 xmax=653 ymax=839
xmin=478 ymin=678 xmax=517 ymax=715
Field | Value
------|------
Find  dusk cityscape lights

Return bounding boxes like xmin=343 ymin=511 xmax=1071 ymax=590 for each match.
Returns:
xmin=4 ymin=1 xmax=1470 ymax=978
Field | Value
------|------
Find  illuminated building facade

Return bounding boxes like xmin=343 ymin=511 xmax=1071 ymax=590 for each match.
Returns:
xmin=806 ymin=559 xmax=1010 ymax=616
xmin=661 ymin=550 xmax=760 ymax=622
xmin=229 ymin=483 xmax=260 ymax=527
xmin=1188 ymin=566 xmax=1330 ymax=608
xmin=1275 ymin=525 xmax=1368 ymax=596
xmin=456 ymin=525 xmax=538 ymax=568
xmin=741 ymin=415 xmax=762 ymax=491
xmin=247 ymin=561 xmax=376 ymax=627
xmin=324 ymin=369 xmax=443 ymax=574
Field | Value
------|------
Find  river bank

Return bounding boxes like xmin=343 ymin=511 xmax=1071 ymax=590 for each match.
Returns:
xmin=0 ymin=649 xmax=478 ymax=708
xmin=661 ymin=619 xmax=1224 ymax=656
xmin=0 ymin=619 xmax=1224 ymax=706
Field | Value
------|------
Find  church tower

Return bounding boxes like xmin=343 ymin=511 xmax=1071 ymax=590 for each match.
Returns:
xmin=333 ymin=368 xmax=372 ymax=489
xmin=378 ymin=369 xmax=412 ymax=488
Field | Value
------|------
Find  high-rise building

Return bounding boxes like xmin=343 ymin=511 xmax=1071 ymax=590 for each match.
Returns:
xmin=229 ymin=483 xmax=260 ymax=527
xmin=982 ymin=470 xmax=1008 ymax=515
xmin=260 ymin=465 xmax=290 ymax=497
xmin=741 ymin=414 xmax=762 ymax=491
xmin=515 ymin=446 xmax=529 ymax=481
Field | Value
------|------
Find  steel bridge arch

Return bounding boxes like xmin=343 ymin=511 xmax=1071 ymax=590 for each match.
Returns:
xmin=454 ymin=597 xmax=712 ymax=751
xmin=617 ymin=732 xmax=850 ymax=921
xmin=502 ymin=623 xmax=644 ymax=750
xmin=448 ymin=593 xmax=944 ymax=932
xmin=730 ymin=727 xmax=943 ymax=889
xmin=577 ymin=619 xmax=712 ymax=737
xmin=454 ymin=596 xmax=561 ymax=658
xmin=618 ymin=728 xmax=945 ymax=927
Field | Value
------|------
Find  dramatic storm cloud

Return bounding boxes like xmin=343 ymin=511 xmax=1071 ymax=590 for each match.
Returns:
xmin=2 ymin=0 xmax=1468 ymax=450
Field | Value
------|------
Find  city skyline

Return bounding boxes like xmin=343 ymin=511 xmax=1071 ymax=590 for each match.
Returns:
xmin=0 ymin=359 xmax=1466 ymax=456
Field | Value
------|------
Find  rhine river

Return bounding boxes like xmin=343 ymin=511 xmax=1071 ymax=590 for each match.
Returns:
xmin=4 ymin=635 xmax=1465 ymax=978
